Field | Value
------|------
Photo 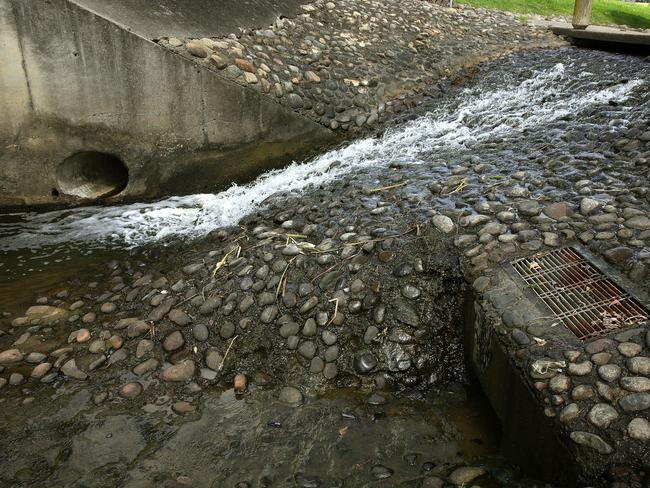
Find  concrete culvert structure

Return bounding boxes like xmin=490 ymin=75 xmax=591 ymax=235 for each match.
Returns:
xmin=55 ymin=152 xmax=129 ymax=199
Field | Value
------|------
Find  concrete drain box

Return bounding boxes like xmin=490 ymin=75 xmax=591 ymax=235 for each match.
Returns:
xmin=467 ymin=245 xmax=650 ymax=483
xmin=510 ymin=247 xmax=649 ymax=340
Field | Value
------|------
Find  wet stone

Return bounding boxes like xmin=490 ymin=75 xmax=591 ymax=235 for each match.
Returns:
xmin=294 ymin=473 xmax=321 ymax=488
xmin=0 ymin=349 xmax=23 ymax=364
xmin=370 ymin=465 xmax=393 ymax=480
xmin=598 ymin=364 xmax=621 ymax=383
xmin=31 ymin=362 xmax=52 ymax=378
xmin=619 ymin=392 xmax=650 ymax=412
xmin=348 ymin=300 xmax=362 ymax=314
xmin=460 ymin=214 xmax=490 ymax=228
xmin=580 ymin=197 xmax=601 ymax=215
xmin=605 ymin=248 xmax=635 ymax=266
xmin=628 ymin=417 xmax=650 ymax=441
xmin=119 ymin=382 xmax=143 ymax=399
xmin=163 ymin=331 xmax=185 ymax=352
xmin=393 ymin=300 xmax=419 ymax=327
xmin=239 ymin=296 xmax=255 ymax=312
xmin=280 ymin=322 xmax=300 ymax=338
xmin=432 ymin=215 xmax=455 ymax=234
xmin=449 ymin=466 xmax=486 ymax=485
xmin=169 ymin=309 xmax=191 ymax=326
xmin=422 ymin=462 xmax=436 ymax=472
xmin=587 ymin=403 xmax=618 ymax=428
xmin=321 ymin=330 xmax=337 ymax=345
xmin=389 ymin=328 xmax=413 ymax=344
xmin=401 ymin=285 xmax=421 ymax=299
xmin=543 ymin=202 xmax=573 ymax=220
xmin=354 ymin=352 xmax=378 ymax=374
xmin=628 ymin=357 xmax=650 ymax=376
xmin=518 ymin=200 xmax=541 ymax=216
xmin=160 ymin=360 xmax=195 ymax=382
xmin=136 ymin=339 xmax=154 ymax=358
xmin=220 ymin=322 xmax=235 ymax=339
xmin=88 ymin=340 xmax=107 ymax=354
xmin=422 ymin=478 xmax=444 ymax=488
xmin=302 ymin=319 xmax=317 ymax=336
xmin=559 ymin=403 xmax=580 ymax=424
xmin=511 ymin=328 xmax=530 ymax=345
xmin=364 ymin=325 xmax=380 ymax=345
xmin=568 ymin=361 xmax=593 ymax=376
xmin=9 ymin=373 xmax=24 ymax=386
xmin=298 ymin=341 xmax=316 ymax=360
xmin=621 ymin=376 xmax=650 ymax=392
xmin=183 ymin=263 xmax=203 ymax=274
xmin=173 ymin=401 xmax=196 ymax=415
xmin=367 ymin=393 xmax=386 ymax=406
xmin=570 ymin=431 xmax=613 ymax=454
xmin=572 ymin=385 xmax=595 ymax=401
xmin=549 ymin=374 xmax=570 ymax=393
xmin=373 ymin=304 xmax=385 ymax=324
xmin=310 ymin=357 xmax=325 ymax=373
xmin=107 ymin=349 xmax=128 ymax=366
xmin=260 ymin=305 xmax=279 ymax=324
xmin=591 ymin=352 xmax=611 ymax=366
xmin=323 ymin=363 xmax=338 ymax=380
xmin=615 ymin=328 xmax=643 ymax=343
xmin=205 ymin=349 xmax=223 ymax=371
xmin=324 ymin=345 xmax=339 ymax=362
xmin=287 ymin=335 xmax=300 ymax=350
xmin=586 ymin=338 xmax=614 ymax=355
xmin=61 ymin=359 xmax=87 ymax=380
xmin=25 ymin=352 xmax=46 ymax=364
xmin=618 ymin=342 xmax=642 ymax=358
xmin=278 ymin=386 xmax=303 ymax=406
xmin=193 ymin=323 xmax=209 ymax=342
xmin=133 ymin=358 xmax=159 ymax=376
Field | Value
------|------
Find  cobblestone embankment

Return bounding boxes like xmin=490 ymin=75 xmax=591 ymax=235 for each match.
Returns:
xmin=158 ymin=0 xmax=566 ymax=133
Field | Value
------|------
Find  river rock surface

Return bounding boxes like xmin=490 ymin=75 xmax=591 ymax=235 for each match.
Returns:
xmin=159 ymin=0 xmax=565 ymax=132
xmin=0 ymin=45 xmax=649 ymax=487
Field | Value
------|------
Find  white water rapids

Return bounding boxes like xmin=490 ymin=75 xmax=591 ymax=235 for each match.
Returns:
xmin=0 ymin=62 xmax=644 ymax=252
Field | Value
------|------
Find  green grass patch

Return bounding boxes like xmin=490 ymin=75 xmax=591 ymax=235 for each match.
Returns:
xmin=457 ymin=0 xmax=650 ymax=29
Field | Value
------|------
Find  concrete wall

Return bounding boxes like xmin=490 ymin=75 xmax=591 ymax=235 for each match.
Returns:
xmin=464 ymin=291 xmax=579 ymax=486
xmin=0 ymin=0 xmax=333 ymax=207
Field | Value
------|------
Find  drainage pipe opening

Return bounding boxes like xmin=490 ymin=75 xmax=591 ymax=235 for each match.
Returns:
xmin=56 ymin=152 xmax=128 ymax=199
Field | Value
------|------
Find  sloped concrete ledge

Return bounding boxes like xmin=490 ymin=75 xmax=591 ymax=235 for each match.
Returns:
xmin=0 ymin=0 xmax=333 ymax=207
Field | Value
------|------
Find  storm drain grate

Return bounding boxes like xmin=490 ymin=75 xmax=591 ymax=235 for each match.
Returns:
xmin=512 ymin=247 xmax=649 ymax=340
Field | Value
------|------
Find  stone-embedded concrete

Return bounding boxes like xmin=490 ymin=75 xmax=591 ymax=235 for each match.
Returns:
xmin=163 ymin=0 xmax=566 ymax=134
xmin=0 ymin=0 xmax=333 ymax=207
xmin=468 ymin=247 xmax=650 ymax=484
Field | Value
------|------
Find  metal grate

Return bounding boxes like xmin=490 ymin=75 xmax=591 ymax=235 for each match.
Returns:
xmin=512 ymin=247 xmax=649 ymax=340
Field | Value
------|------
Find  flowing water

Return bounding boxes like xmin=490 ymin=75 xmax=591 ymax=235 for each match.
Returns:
xmin=1 ymin=48 xmax=649 ymax=487
xmin=0 ymin=52 xmax=644 ymax=254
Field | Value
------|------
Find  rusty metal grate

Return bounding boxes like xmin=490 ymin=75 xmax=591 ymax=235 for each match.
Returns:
xmin=512 ymin=247 xmax=649 ymax=340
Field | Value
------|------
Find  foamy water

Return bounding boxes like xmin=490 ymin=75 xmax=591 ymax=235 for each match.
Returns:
xmin=0 ymin=60 xmax=644 ymax=251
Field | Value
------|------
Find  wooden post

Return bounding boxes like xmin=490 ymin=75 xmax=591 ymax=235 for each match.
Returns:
xmin=572 ymin=0 xmax=592 ymax=29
